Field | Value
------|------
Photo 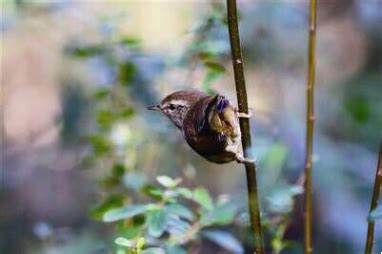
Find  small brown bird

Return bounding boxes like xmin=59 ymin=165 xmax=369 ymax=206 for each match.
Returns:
xmin=147 ymin=90 xmax=252 ymax=164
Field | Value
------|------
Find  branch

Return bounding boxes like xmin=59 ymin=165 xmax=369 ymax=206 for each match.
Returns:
xmin=365 ymin=144 xmax=382 ymax=254
xmin=304 ymin=0 xmax=317 ymax=253
xmin=226 ymin=1 xmax=264 ymax=253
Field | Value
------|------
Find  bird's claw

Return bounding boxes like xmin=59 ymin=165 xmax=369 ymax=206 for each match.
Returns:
xmin=235 ymin=153 xmax=255 ymax=164
xmin=237 ymin=112 xmax=252 ymax=118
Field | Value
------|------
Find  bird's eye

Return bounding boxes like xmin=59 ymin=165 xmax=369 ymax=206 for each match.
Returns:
xmin=169 ymin=104 xmax=176 ymax=110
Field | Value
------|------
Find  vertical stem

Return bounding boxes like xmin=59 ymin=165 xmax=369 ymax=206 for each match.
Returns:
xmin=226 ymin=1 xmax=264 ymax=253
xmin=304 ymin=0 xmax=317 ymax=254
xmin=365 ymin=145 xmax=382 ymax=254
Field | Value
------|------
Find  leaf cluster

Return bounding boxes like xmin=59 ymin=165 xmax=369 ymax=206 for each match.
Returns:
xmin=98 ymin=175 xmax=242 ymax=254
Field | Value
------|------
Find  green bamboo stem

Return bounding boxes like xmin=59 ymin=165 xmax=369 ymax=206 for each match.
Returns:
xmin=226 ymin=1 xmax=264 ymax=253
xmin=365 ymin=145 xmax=382 ymax=254
xmin=304 ymin=0 xmax=317 ymax=253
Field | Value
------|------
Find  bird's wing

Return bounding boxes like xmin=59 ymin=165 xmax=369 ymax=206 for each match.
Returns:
xmin=215 ymin=95 xmax=229 ymax=113
xmin=193 ymin=94 xmax=230 ymax=135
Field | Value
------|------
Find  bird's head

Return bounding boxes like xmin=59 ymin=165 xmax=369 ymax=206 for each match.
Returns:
xmin=147 ymin=90 xmax=207 ymax=129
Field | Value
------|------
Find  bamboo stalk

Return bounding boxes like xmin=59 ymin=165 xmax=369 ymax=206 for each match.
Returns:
xmin=365 ymin=145 xmax=382 ymax=254
xmin=226 ymin=1 xmax=264 ymax=253
xmin=304 ymin=0 xmax=317 ymax=253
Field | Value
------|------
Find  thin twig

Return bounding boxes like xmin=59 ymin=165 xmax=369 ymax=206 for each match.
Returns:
xmin=226 ymin=1 xmax=264 ymax=253
xmin=365 ymin=144 xmax=382 ymax=254
xmin=304 ymin=0 xmax=317 ymax=254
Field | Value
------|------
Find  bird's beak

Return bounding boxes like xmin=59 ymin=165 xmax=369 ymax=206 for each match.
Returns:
xmin=147 ymin=104 xmax=161 ymax=111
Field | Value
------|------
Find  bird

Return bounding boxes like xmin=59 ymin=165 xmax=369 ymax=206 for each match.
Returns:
xmin=147 ymin=90 xmax=253 ymax=164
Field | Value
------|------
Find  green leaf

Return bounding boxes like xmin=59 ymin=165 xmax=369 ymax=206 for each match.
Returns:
xmin=119 ymin=108 xmax=135 ymax=119
xmin=115 ymin=248 xmax=126 ymax=254
xmin=346 ymin=96 xmax=370 ymax=123
xmin=202 ymin=230 xmax=243 ymax=253
xmin=66 ymin=45 xmax=104 ymax=58
xmin=165 ymin=203 xmax=194 ymax=221
xmin=91 ymin=195 xmax=123 ymax=220
xmin=119 ymin=36 xmax=142 ymax=47
xmin=96 ymin=110 xmax=114 ymax=128
xmin=201 ymin=202 xmax=237 ymax=226
xmin=94 ymin=89 xmax=110 ymax=100
xmin=193 ymin=187 xmax=213 ymax=210
xmin=188 ymin=40 xmax=225 ymax=59
xmin=196 ymin=50 xmax=216 ymax=62
xmin=368 ymin=204 xmax=382 ymax=222
xmin=163 ymin=190 xmax=178 ymax=200
xmin=136 ymin=237 xmax=145 ymax=249
xmin=176 ymin=187 xmax=193 ymax=199
xmin=118 ymin=62 xmax=136 ymax=85
xmin=145 ymin=204 xmax=160 ymax=211
xmin=271 ymin=237 xmax=283 ymax=253
xmin=112 ymin=164 xmax=125 ymax=178
xmin=115 ymin=237 xmax=134 ymax=248
xmin=166 ymin=215 xmax=191 ymax=236
xmin=88 ymin=135 xmax=112 ymax=157
xmin=267 ymin=185 xmax=303 ymax=214
xmin=263 ymin=143 xmax=287 ymax=170
xmin=123 ymin=172 xmax=147 ymax=190
xmin=100 ymin=176 xmax=120 ymax=189
xmin=204 ymin=61 xmax=225 ymax=73
xmin=157 ymin=175 xmax=180 ymax=188
xmin=103 ymin=204 xmax=147 ymax=222
xmin=142 ymin=185 xmax=164 ymax=200
xmin=142 ymin=248 xmax=165 ymax=254
xmin=119 ymin=216 xmax=145 ymax=239
xmin=120 ymin=224 xmax=142 ymax=240
xmin=166 ymin=245 xmax=187 ymax=254
xmin=146 ymin=208 xmax=169 ymax=237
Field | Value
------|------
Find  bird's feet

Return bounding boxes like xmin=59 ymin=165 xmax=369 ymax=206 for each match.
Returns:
xmin=235 ymin=153 xmax=255 ymax=164
xmin=237 ymin=112 xmax=252 ymax=118
xmin=225 ymin=140 xmax=254 ymax=164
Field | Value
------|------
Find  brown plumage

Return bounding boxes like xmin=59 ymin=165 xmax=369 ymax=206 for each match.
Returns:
xmin=147 ymin=90 xmax=251 ymax=164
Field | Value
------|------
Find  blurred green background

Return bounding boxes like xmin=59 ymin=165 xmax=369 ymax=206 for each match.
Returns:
xmin=1 ymin=0 xmax=382 ymax=254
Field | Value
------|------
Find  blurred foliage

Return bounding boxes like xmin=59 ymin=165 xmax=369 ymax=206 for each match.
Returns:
xmin=105 ymin=175 xmax=241 ymax=253
xmin=178 ymin=2 xmax=229 ymax=94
